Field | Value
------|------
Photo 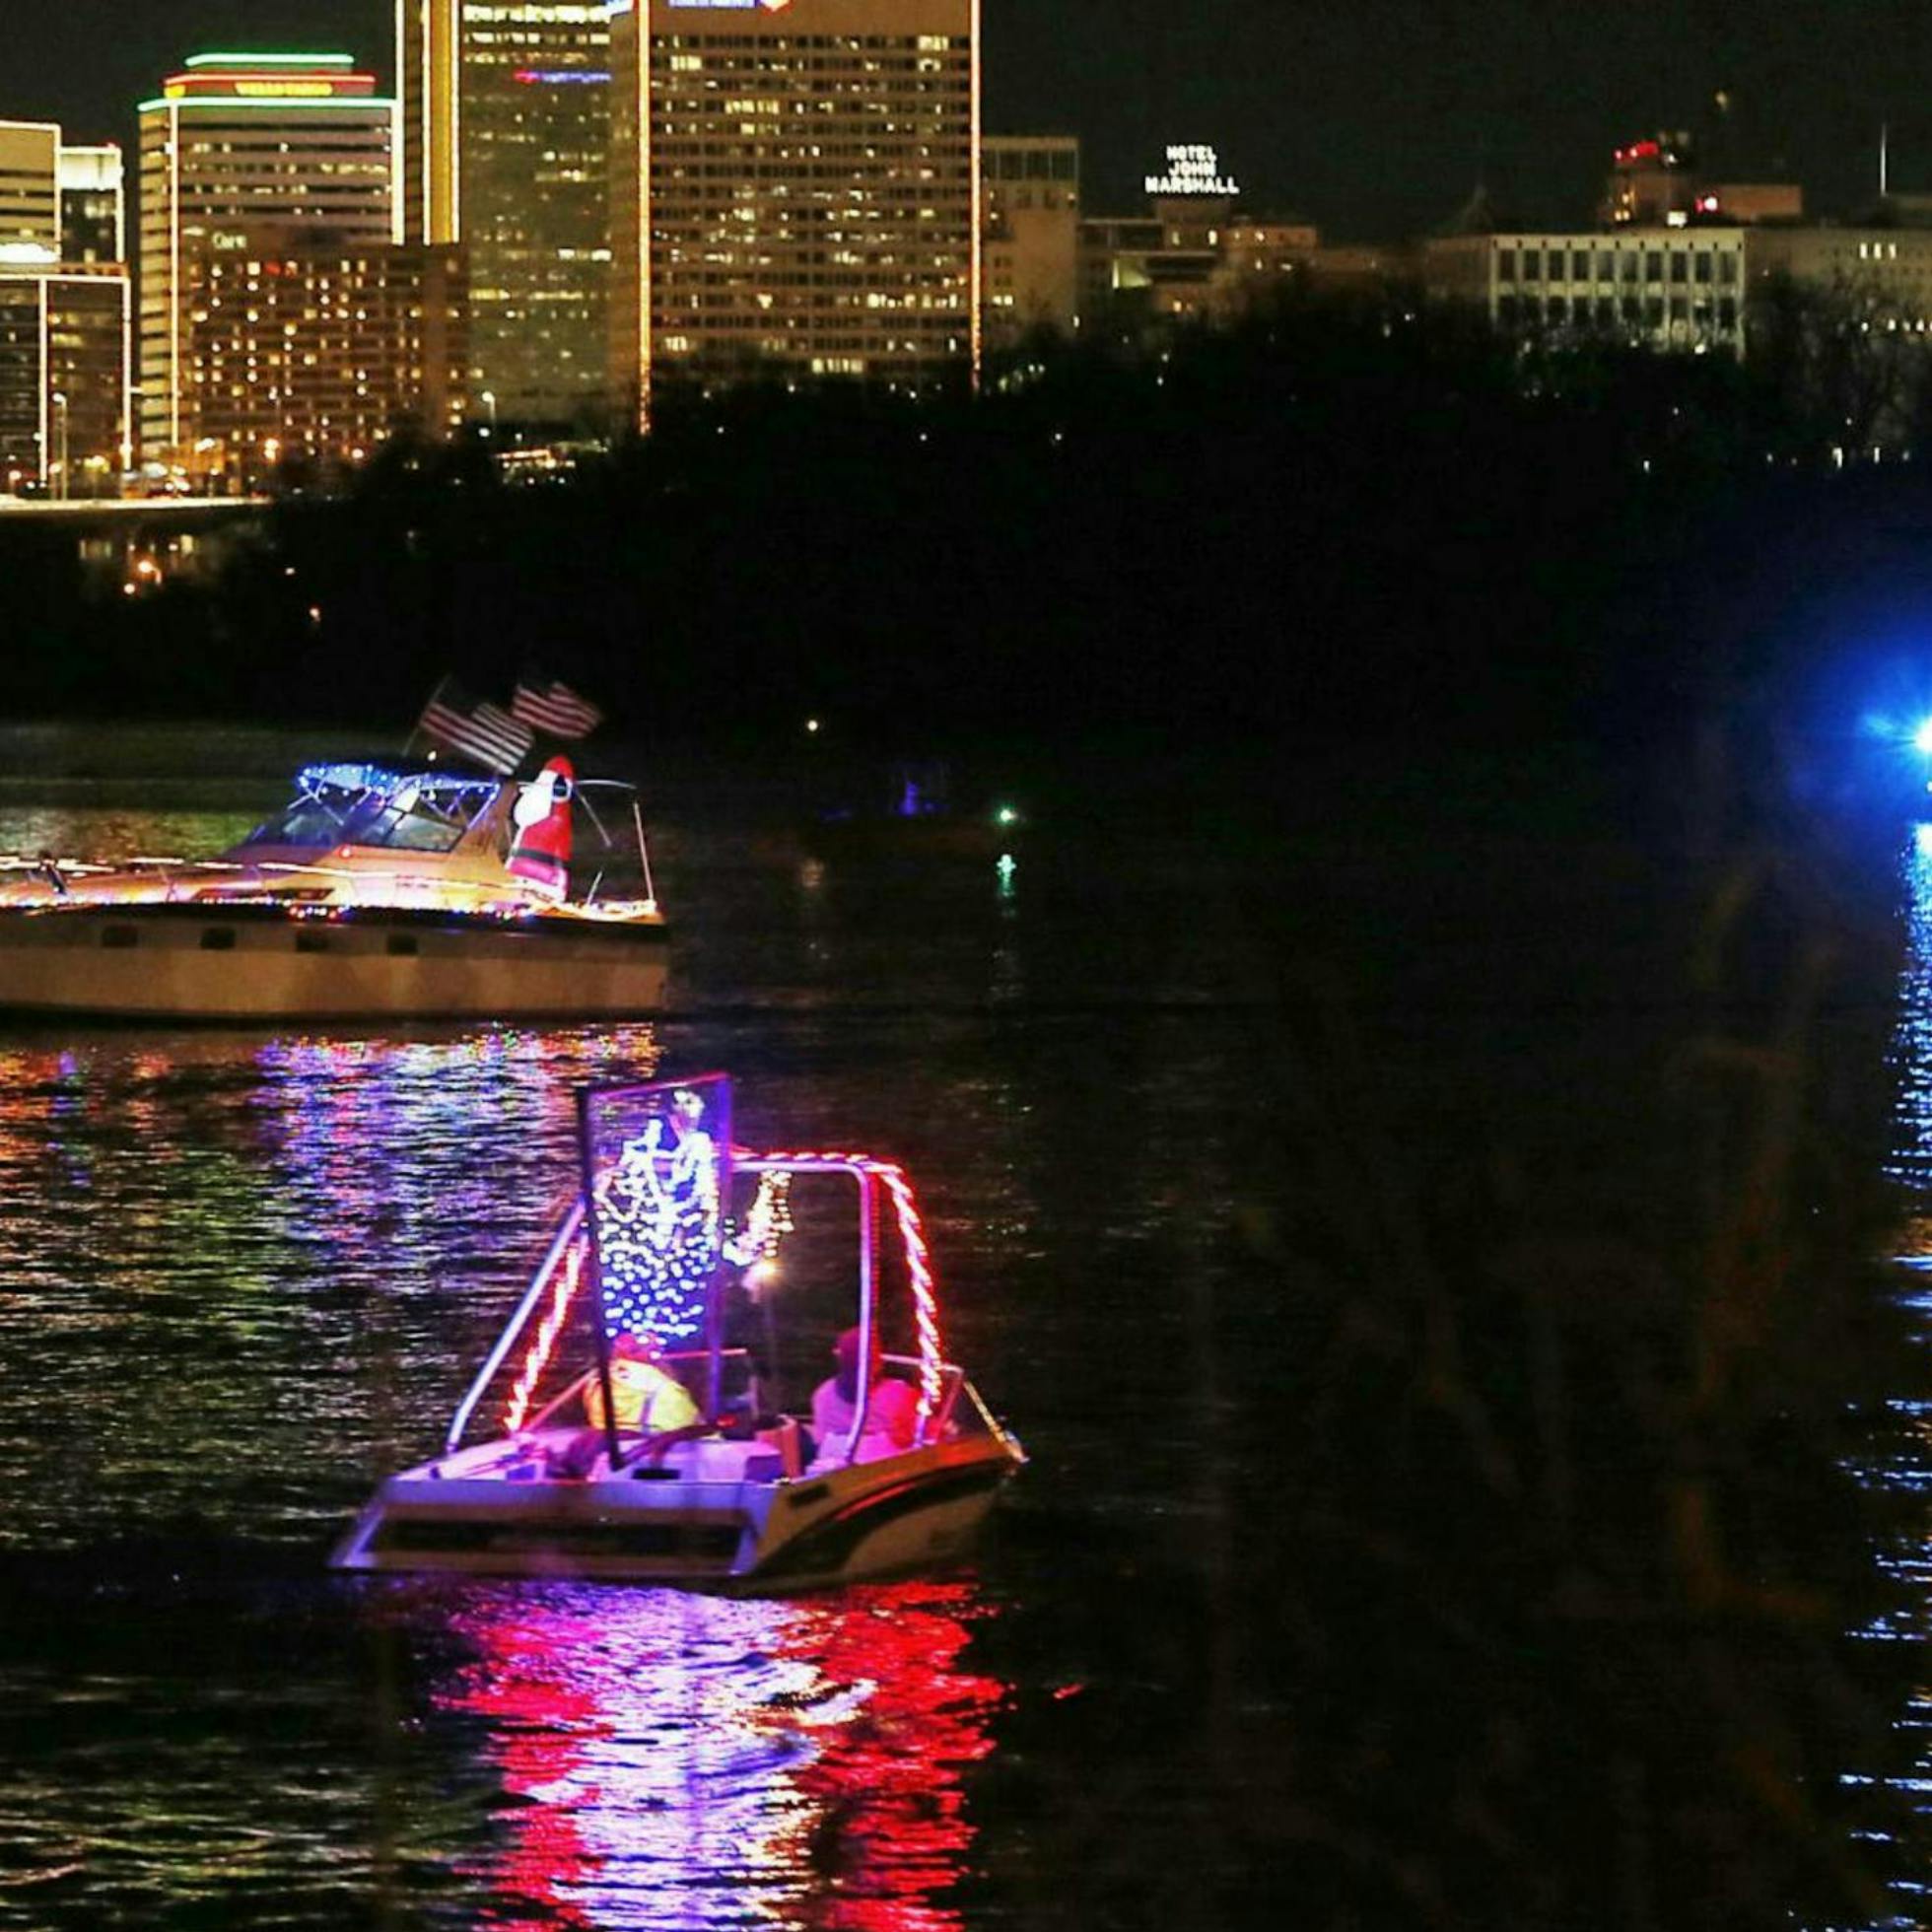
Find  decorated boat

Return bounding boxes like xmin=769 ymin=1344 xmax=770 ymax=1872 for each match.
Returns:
xmin=330 ymin=1074 xmax=1025 ymax=1589
xmin=0 ymin=681 xmax=669 ymax=1020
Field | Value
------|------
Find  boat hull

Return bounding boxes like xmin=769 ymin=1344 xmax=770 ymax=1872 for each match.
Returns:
xmin=0 ymin=903 xmax=668 ymax=1020
xmin=328 ymin=1431 xmax=1022 ymax=1589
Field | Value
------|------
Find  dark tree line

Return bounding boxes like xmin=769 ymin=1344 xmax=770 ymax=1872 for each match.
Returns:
xmin=8 ymin=286 xmax=1932 ymax=762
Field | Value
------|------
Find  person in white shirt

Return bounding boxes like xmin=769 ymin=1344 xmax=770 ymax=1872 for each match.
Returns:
xmin=810 ymin=1326 xmax=917 ymax=1467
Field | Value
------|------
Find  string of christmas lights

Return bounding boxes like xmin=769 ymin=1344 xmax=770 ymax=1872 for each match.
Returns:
xmin=595 ymin=1108 xmax=721 ymax=1343
xmin=496 ymin=1141 xmax=944 ymax=1440
xmin=503 ymin=1237 xmax=586 ymax=1434
xmin=873 ymin=1161 xmax=945 ymax=1424
xmin=724 ymin=1169 xmax=794 ymax=1284
xmin=747 ymin=1151 xmax=946 ymax=1425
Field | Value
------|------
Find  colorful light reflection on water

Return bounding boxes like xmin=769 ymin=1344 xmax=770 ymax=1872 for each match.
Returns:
xmin=427 ymin=1580 xmax=1002 ymax=1931
xmin=0 ymin=1022 xmax=664 ymax=1553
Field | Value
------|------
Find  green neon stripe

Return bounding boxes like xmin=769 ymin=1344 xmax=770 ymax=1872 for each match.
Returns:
xmin=139 ymin=97 xmax=396 ymax=113
xmin=182 ymin=52 xmax=358 ymax=69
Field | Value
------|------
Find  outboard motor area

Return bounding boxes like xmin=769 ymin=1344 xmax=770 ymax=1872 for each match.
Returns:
xmin=509 ymin=758 xmax=575 ymax=897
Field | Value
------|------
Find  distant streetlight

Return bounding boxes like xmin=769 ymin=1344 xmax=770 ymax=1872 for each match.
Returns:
xmin=481 ymin=389 xmax=497 ymax=437
xmin=50 ymin=390 xmax=68 ymax=502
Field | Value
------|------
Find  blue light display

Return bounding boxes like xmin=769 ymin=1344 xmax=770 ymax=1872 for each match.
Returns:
xmin=587 ymin=1079 xmax=730 ymax=1345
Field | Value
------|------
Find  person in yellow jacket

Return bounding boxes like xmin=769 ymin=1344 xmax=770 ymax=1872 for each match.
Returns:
xmin=585 ymin=1331 xmax=701 ymax=1435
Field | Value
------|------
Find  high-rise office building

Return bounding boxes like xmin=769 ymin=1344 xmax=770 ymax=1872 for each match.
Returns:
xmin=0 ymin=120 xmax=130 ymax=496
xmin=175 ymin=225 xmax=467 ymax=490
xmin=0 ymin=265 xmax=129 ymax=496
xmin=609 ymin=0 xmax=979 ymax=425
xmin=59 ymin=145 xmax=126 ymax=264
xmin=398 ymin=2 xmax=612 ymax=429
xmin=0 ymin=127 xmax=126 ymax=265
xmin=137 ymin=53 xmax=397 ymax=459
xmin=0 ymin=122 xmax=59 ymax=257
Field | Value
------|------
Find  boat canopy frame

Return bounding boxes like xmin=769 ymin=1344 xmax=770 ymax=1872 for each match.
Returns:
xmin=444 ymin=1145 xmax=949 ymax=1470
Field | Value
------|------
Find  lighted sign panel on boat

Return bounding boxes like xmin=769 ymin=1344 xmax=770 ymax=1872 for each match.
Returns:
xmin=583 ymin=1075 xmax=731 ymax=1346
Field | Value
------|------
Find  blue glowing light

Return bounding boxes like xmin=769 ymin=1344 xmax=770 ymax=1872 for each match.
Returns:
xmin=295 ymin=762 xmax=493 ymax=797
xmin=1912 ymin=720 xmax=1932 ymax=756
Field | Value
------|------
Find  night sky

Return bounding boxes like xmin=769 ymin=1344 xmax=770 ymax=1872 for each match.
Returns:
xmin=11 ymin=1 xmax=1932 ymax=240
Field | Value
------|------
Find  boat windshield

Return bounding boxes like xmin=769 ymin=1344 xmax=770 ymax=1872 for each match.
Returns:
xmin=234 ymin=767 xmax=501 ymax=856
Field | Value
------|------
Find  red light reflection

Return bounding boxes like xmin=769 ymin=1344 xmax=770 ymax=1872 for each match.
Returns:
xmin=435 ymin=1581 xmax=1004 ymax=1929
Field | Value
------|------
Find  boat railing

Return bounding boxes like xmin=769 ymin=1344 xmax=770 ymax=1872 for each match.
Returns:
xmin=446 ymin=1202 xmax=586 ymax=1453
xmin=956 ymin=1375 xmax=1026 ymax=1460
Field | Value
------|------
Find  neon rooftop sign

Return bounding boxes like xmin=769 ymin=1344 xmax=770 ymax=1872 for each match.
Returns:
xmin=1144 ymin=144 xmax=1240 ymax=198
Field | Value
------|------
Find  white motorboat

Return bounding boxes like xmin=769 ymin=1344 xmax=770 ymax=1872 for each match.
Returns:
xmin=330 ymin=1074 xmax=1026 ymax=1589
xmin=0 ymin=756 xmax=667 ymax=1020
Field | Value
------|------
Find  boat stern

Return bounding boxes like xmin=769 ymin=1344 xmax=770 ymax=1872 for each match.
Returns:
xmin=328 ymin=1435 xmax=777 ymax=1583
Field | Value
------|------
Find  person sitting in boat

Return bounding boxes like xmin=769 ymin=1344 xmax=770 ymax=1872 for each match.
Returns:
xmin=809 ymin=1327 xmax=917 ymax=1468
xmin=586 ymin=1331 xmax=702 ymax=1436
xmin=545 ymin=1332 xmax=704 ymax=1480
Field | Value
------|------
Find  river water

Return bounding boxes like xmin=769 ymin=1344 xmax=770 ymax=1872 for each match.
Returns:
xmin=0 ymin=726 xmax=1925 ymax=1927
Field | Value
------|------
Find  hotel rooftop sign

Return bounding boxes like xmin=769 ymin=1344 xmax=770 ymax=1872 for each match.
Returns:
xmin=1144 ymin=145 xmax=1239 ymax=198
xmin=155 ymin=53 xmax=379 ymax=104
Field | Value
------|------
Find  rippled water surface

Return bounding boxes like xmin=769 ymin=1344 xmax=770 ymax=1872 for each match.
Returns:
xmin=0 ymin=727 xmax=1927 ymax=1926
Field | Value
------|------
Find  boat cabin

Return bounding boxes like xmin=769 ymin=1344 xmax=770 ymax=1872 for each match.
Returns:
xmin=234 ymin=763 xmax=511 ymax=861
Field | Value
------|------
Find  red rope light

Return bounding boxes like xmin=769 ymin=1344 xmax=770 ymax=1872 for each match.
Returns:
xmin=503 ymin=1238 xmax=586 ymax=1434
xmin=874 ymin=1162 xmax=945 ymax=1426
xmin=498 ymin=1151 xmax=948 ymax=1441
xmin=744 ymin=1151 xmax=946 ymax=1426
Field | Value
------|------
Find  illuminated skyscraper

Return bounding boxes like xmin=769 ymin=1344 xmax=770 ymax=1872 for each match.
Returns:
xmin=177 ymin=227 xmax=467 ymax=490
xmin=0 ymin=267 xmax=129 ymax=497
xmin=398 ymin=2 xmax=612 ymax=429
xmin=137 ymin=53 xmax=397 ymax=459
xmin=0 ymin=122 xmax=59 ymax=257
xmin=0 ymin=120 xmax=130 ymax=496
xmin=608 ymin=0 xmax=979 ymax=425
xmin=0 ymin=126 xmax=127 ymax=265
xmin=59 ymin=145 xmax=126 ymax=264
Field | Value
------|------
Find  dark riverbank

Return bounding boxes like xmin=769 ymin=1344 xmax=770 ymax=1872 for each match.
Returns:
xmin=9 ymin=305 xmax=1932 ymax=771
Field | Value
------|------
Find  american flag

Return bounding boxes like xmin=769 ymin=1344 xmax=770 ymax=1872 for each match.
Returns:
xmin=511 ymin=677 xmax=605 ymax=740
xmin=413 ymin=677 xmax=536 ymax=775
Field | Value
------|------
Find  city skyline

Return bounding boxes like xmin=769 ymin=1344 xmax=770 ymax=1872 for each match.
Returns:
xmin=12 ymin=1 xmax=1932 ymax=239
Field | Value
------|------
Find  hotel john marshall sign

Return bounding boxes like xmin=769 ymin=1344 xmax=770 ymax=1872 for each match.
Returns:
xmin=1143 ymin=144 xmax=1241 ymax=198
